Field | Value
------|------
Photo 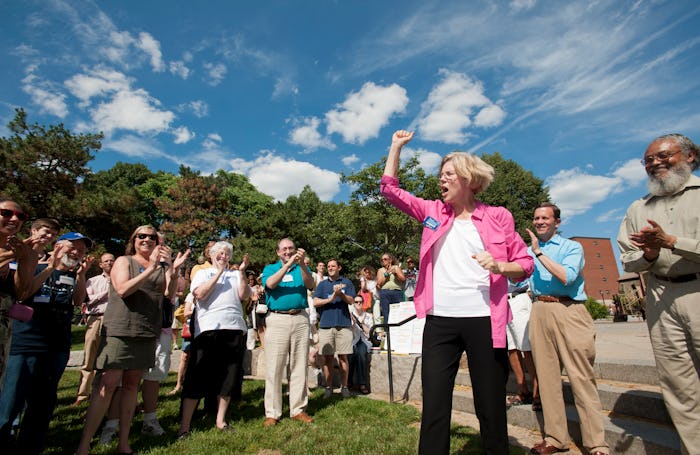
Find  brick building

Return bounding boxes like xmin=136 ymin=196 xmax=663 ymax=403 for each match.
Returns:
xmin=570 ymin=236 xmax=620 ymax=306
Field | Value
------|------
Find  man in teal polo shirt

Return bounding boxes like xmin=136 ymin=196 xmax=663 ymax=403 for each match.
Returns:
xmin=261 ymin=238 xmax=315 ymax=427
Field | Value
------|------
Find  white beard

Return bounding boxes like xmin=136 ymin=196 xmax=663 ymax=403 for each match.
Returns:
xmin=61 ymin=255 xmax=79 ymax=269
xmin=648 ymin=161 xmax=692 ymax=196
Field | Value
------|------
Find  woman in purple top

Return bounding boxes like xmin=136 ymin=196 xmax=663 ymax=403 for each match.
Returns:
xmin=380 ymin=130 xmax=534 ymax=455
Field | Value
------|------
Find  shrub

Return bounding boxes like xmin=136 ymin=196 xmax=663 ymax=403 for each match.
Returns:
xmin=585 ymin=297 xmax=609 ymax=320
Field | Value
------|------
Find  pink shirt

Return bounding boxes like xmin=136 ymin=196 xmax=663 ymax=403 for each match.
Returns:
xmin=380 ymin=175 xmax=534 ymax=348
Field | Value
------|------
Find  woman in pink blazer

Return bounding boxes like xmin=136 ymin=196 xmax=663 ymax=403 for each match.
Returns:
xmin=381 ymin=130 xmax=534 ymax=455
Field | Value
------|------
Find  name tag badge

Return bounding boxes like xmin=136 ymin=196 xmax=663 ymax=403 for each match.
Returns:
xmin=34 ymin=294 xmax=50 ymax=303
xmin=282 ymin=274 xmax=294 ymax=283
xmin=58 ymin=275 xmax=76 ymax=286
xmin=423 ymin=216 xmax=440 ymax=231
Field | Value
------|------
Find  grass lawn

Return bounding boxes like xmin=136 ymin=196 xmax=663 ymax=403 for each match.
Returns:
xmin=47 ymin=370 xmax=529 ymax=455
xmin=59 ymin=326 xmax=529 ymax=454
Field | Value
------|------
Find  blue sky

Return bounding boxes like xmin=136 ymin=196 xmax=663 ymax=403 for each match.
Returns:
xmin=2 ymin=0 xmax=700 ymax=245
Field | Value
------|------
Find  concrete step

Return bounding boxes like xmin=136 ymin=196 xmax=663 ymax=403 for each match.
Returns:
xmin=367 ymin=352 xmax=680 ymax=454
xmin=455 ymin=369 xmax=670 ymax=425
xmin=453 ymin=386 xmax=680 ymax=455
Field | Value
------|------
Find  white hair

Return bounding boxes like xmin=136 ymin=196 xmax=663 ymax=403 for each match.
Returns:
xmin=208 ymin=241 xmax=233 ymax=261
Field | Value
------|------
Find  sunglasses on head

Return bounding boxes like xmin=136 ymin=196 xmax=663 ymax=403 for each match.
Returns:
xmin=136 ymin=233 xmax=158 ymax=241
xmin=0 ymin=209 xmax=28 ymax=221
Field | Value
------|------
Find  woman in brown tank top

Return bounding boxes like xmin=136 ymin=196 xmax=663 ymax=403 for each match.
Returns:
xmin=76 ymin=225 xmax=189 ymax=455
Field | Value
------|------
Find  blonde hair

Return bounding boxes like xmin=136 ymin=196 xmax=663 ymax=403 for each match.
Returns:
xmin=440 ymin=152 xmax=494 ymax=194
xmin=125 ymin=225 xmax=159 ymax=255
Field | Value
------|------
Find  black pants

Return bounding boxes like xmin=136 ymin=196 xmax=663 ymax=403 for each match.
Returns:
xmin=419 ymin=316 xmax=509 ymax=455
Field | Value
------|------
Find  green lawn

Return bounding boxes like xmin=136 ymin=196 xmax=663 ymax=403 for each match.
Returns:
xmin=61 ymin=327 xmax=528 ymax=454
xmin=46 ymin=369 xmax=529 ymax=455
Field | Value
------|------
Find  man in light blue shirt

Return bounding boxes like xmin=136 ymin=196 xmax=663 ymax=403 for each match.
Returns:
xmin=526 ymin=203 xmax=608 ymax=455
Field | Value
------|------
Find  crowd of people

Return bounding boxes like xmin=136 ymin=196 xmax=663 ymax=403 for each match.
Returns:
xmin=0 ymin=130 xmax=697 ymax=454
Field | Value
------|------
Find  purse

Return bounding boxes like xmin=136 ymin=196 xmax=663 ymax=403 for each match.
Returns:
xmin=181 ymin=307 xmax=196 ymax=339
xmin=181 ymin=318 xmax=192 ymax=339
xmin=8 ymin=303 xmax=34 ymax=322
xmin=174 ymin=304 xmax=186 ymax=323
xmin=255 ymin=303 xmax=268 ymax=314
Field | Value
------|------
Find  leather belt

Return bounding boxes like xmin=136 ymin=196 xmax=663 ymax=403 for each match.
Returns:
xmin=535 ymin=295 xmax=576 ymax=303
xmin=270 ymin=309 xmax=303 ymax=315
xmin=652 ymin=272 xmax=699 ymax=283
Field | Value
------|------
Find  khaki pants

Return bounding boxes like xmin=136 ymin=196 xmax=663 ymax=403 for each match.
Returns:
xmin=647 ymin=276 xmax=700 ymax=455
xmin=264 ymin=312 xmax=310 ymax=420
xmin=529 ymin=300 xmax=608 ymax=454
xmin=77 ymin=315 xmax=103 ymax=400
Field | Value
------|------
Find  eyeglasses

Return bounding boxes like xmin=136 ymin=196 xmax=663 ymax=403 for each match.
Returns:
xmin=0 ymin=209 xmax=28 ymax=221
xmin=136 ymin=233 xmax=158 ymax=241
xmin=438 ymin=171 xmax=458 ymax=180
xmin=354 ymin=300 xmax=364 ymax=304
xmin=641 ymin=150 xmax=682 ymax=166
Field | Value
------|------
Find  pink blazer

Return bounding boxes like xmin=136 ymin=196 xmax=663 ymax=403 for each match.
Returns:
xmin=380 ymin=175 xmax=534 ymax=348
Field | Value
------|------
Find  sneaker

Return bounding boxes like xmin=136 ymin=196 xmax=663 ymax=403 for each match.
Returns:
xmin=99 ymin=426 xmax=118 ymax=446
xmin=142 ymin=419 xmax=166 ymax=436
xmin=341 ymin=387 xmax=351 ymax=398
xmin=323 ymin=387 xmax=332 ymax=399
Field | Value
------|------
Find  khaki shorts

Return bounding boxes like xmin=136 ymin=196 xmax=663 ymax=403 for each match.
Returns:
xmin=319 ymin=327 xmax=353 ymax=356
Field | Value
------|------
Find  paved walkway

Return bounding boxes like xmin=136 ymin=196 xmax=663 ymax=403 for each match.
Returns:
xmin=593 ymin=318 xmax=655 ymax=365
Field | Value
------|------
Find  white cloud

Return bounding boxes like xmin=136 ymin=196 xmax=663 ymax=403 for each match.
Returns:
xmin=595 ymin=208 xmax=625 ymax=223
xmin=244 ymin=154 xmax=341 ymax=201
xmin=137 ymin=32 xmax=165 ymax=72
xmin=289 ymin=117 xmax=335 ymax=151
xmin=400 ymin=147 xmax=443 ymax=174
xmin=342 ymin=154 xmax=360 ymax=166
xmin=65 ymin=68 xmax=131 ymax=106
xmin=612 ymin=159 xmax=647 ymax=186
xmin=273 ymin=77 xmax=299 ymax=98
xmin=474 ymin=104 xmax=507 ymax=128
xmin=510 ymin=0 xmax=536 ymax=12
xmin=21 ymin=69 xmax=68 ymax=118
xmin=105 ymin=134 xmax=167 ymax=159
xmin=177 ymin=100 xmax=209 ymax=118
xmin=91 ymin=88 xmax=174 ymax=135
xmin=172 ymin=126 xmax=195 ymax=144
xmin=546 ymin=158 xmax=645 ymax=219
xmin=205 ymin=133 xmax=222 ymax=144
xmin=325 ymin=82 xmax=408 ymax=144
xmin=203 ymin=62 xmax=227 ymax=86
xmin=64 ymin=67 xmax=174 ymax=135
xmin=169 ymin=61 xmax=190 ymax=79
xmin=415 ymin=70 xmax=505 ymax=143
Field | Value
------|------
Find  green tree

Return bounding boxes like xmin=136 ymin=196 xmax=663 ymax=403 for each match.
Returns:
xmin=155 ymin=167 xmax=235 ymax=253
xmin=0 ymin=108 xmax=102 ymax=222
xmin=76 ymin=162 xmax=163 ymax=253
xmin=480 ymin=152 xmax=550 ymax=236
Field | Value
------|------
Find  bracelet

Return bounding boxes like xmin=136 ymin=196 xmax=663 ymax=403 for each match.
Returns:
xmin=535 ymin=252 xmax=543 ymax=258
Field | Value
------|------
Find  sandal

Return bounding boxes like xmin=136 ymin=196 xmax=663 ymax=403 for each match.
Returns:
xmin=506 ymin=392 xmax=533 ymax=408
xmin=359 ymin=385 xmax=370 ymax=395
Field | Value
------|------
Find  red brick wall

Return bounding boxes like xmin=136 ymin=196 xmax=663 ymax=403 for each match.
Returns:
xmin=570 ymin=237 xmax=620 ymax=304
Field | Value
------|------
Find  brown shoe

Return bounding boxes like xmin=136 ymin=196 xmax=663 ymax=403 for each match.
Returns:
xmin=530 ymin=442 xmax=568 ymax=454
xmin=263 ymin=418 xmax=278 ymax=427
xmin=291 ymin=412 xmax=313 ymax=423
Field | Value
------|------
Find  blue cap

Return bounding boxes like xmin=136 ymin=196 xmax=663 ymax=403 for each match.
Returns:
xmin=57 ymin=232 xmax=93 ymax=248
